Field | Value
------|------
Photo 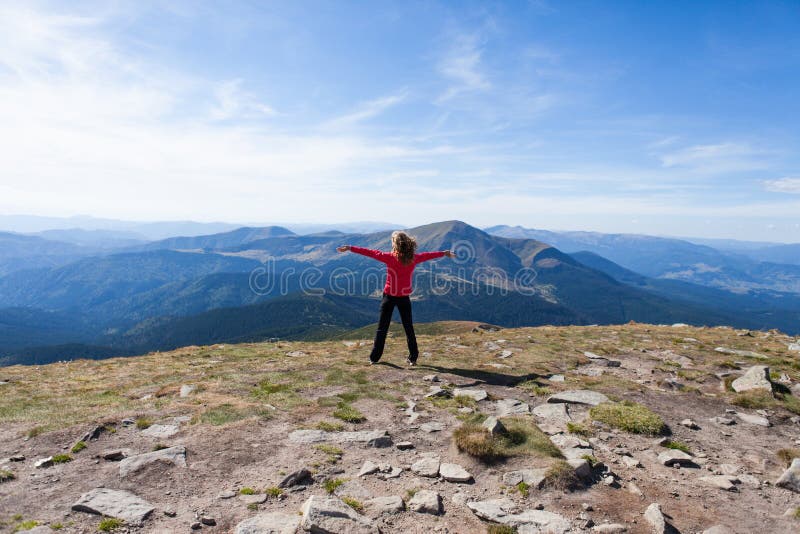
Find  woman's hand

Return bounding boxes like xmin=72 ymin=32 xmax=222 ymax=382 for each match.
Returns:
xmin=444 ymin=250 xmax=455 ymax=258
xmin=337 ymin=245 xmax=351 ymax=253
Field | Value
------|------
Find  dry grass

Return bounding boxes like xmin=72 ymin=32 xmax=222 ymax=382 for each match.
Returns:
xmin=777 ymin=448 xmax=800 ymax=467
xmin=453 ymin=417 xmax=562 ymax=462
xmin=542 ymin=460 xmax=580 ymax=491
xmin=730 ymin=390 xmax=776 ymax=409
xmin=589 ymin=401 xmax=666 ymax=435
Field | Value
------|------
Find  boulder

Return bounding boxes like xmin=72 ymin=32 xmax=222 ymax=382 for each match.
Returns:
xmin=358 ymin=461 xmax=379 ymax=477
xmin=735 ymin=412 xmax=770 ymax=427
xmin=482 ymin=416 xmax=507 ymax=435
xmin=234 ymin=513 xmax=301 ymax=534
xmin=568 ymin=458 xmax=594 ymax=479
xmin=731 ymin=366 xmax=773 ymax=393
xmin=698 ymin=475 xmax=739 ymax=491
xmin=411 ymin=456 xmax=440 ymax=478
xmin=643 ymin=503 xmax=666 ymax=534
xmin=502 ymin=468 xmax=547 ymax=488
xmin=532 ymin=403 xmax=571 ymax=421
xmin=334 ymin=480 xmax=373 ymax=500
xmin=466 ymin=498 xmax=570 ymax=532
xmin=408 ymin=490 xmax=442 ymax=515
xmin=140 ymin=424 xmax=179 ymax=439
xmin=440 ymin=463 xmax=473 ymax=483
xmin=288 ymin=430 xmax=392 ymax=447
xmin=364 ymin=496 xmax=404 ymax=515
xmin=72 ymin=488 xmax=154 ymax=524
xmin=239 ymin=494 xmax=268 ymax=505
xmin=657 ymin=449 xmax=695 ymax=467
xmin=301 ymin=495 xmax=377 ymax=533
xmin=496 ymin=398 xmax=530 ymax=416
xmin=547 ymin=390 xmax=609 ymax=406
xmin=776 ymin=458 xmax=800 ymax=493
xmin=453 ymin=388 xmax=488 ymax=401
xmin=789 ymin=342 xmax=800 ymax=352
xmin=420 ymin=422 xmax=443 ymax=433
xmin=278 ymin=468 xmax=313 ymax=488
xmin=179 ymin=384 xmax=196 ymax=397
xmin=119 ymin=446 xmax=186 ymax=478
xmin=34 ymin=457 xmax=53 ymax=469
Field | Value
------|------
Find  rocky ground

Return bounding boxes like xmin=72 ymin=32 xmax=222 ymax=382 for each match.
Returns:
xmin=1 ymin=322 xmax=800 ymax=533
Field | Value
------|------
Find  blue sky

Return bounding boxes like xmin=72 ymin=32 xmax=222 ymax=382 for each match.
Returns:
xmin=0 ymin=1 xmax=799 ymax=241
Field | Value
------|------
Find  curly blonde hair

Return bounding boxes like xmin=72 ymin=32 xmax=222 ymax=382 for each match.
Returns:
xmin=391 ymin=231 xmax=417 ymax=265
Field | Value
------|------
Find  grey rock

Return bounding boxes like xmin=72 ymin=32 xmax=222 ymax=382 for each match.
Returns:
xmin=334 ymin=480 xmax=373 ymax=499
xmin=408 ymin=490 xmax=442 ymax=515
xmin=621 ymin=456 xmax=642 ymax=468
xmin=482 ymin=416 xmax=507 ymax=435
xmin=365 ymin=495 xmax=404 ymax=515
xmin=396 ymin=441 xmax=414 ymax=450
xmin=288 ymin=429 xmax=392 ymax=447
xmin=548 ymin=374 xmax=565 ymax=382
xmin=532 ymin=403 xmax=571 ymax=421
xmin=466 ymin=498 xmax=571 ymax=532
xmin=218 ymin=490 xmax=237 ymax=499
xmin=657 ymin=449 xmax=694 ymax=467
xmin=22 ymin=527 xmax=55 ymax=534
xmin=424 ymin=386 xmax=452 ymax=399
xmin=644 ymin=503 xmax=667 ymax=534
xmin=278 ymin=468 xmax=313 ymax=488
xmin=789 ymin=342 xmax=800 ymax=352
xmin=422 ymin=374 xmax=440 ymax=382
xmin=698 ymin=475 xmax=739 ymax=491
xmin=99 ymin=449 xmax=128 ymax=461
xmin=301 ymin=495 xmax=377 ymax=534
xmin=452 ymin=388 xmax=488 ymax=401
xmin=547 ymin=390 xmax=609 ymax=406
xmin=776 ymin=458 xmax=800 ymax=493
xmin=377 ymin=466 xmax=402 ymax=479
xmin=736 ymin=412 xmax=770 ymax=427
xmin=234 ymin=512 xmax=301 ymax=534
xmin=731 ymin=366 xmax=773 ymax=393
xmin=568 ymin=458 xmax=594 ymax=479
xmin=440 ymin=462 xmax=473 ymax=482
xmin=119 ymin=446 xmax=186 ymax=478
xmin=709 ymin=416 xmax=736 ymax=426
xmin=179 ymin=384 xmax=196 ymax=397
xmin=358 ymin=460 xmax=379 ymax=477
xmin=680 ymin=419 xmax=699 ymax=430
xmin=9 ymin=455 xmax=24 ymax=462
xmin=239 ymin=493 xmax=268 ymax=505
xmin=420 ymin=422 xmax=443 ymax=433
xmin=34 ymin=457 xmax=53 ymax=468
xmin=498 ymin=349 xmax=514 ymax=359
xmin=140 ymin=424 xmax=179 ymax=439
xmin=201 ymin=517 xmax=217 ymax=526
xmin=72 ymin=488 xmax=154 ymax=524
xmin=411 ymin=456 xmax=440 ymax=477
xmin=496 ymin=398 xmax=530 ymax=416
xmin=502 ymin=468 xmax=547 ymax=488
xmin=702 ymin=527 xmax=734 ymax=534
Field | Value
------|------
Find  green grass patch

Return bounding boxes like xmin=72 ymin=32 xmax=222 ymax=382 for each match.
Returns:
xmin=98 ymin=517 xmax=124 ymax=532
xmin=487 ymin=526 xmax=517 ymax=534
xmin=664 ymin=441 xmax=691 ymax=454
xmin=152 ymin=444 xmax=168 ymax=451
xmin=265 ymin=486 xmax=283 ymax=497
xmin=542 ymin=460 xmax=579 ymax=491
xmin=315 ymin=444 xmax=344 ymax=464
xmin=581 ymin=454 xmax=598 ymax=467
xmin=777 ymin=448 xmax=800 ymax=467
xmin=730 ymin=390 xmax=776 ymax=409
xmin=342 ymin=497 xmax=364 ymax=513
xmin=315 ymin=421 xmax=344 ymax=432
xmin=323 ymin=478 xmax=345 ymax=494
xmin=515 ymin=481 xmax=529 ymax=497
xmin=12 ymin=520 xmax=39 ymax=533
xmin=0 ymin=469 xmax=15 ymax=483
xmin=566 ymin=422 xmax=590 ymax=436
xmin=135 ymin=417 xmax=152 ymax=430
xmin=589 ymin=401 xmax=666 ymax=435
xmin=239 ymin=487 xmax=257 ymax=495
xmin=51 ymin=454 xmax=72 ymax=464
xmin=404 ymin=488 xmax=418 ymax=500
xmin=246 ymin=503 xmax=258 ymax=511
xmin=70 ymin=441 xmax=87 ymax=454
xmin=453 ymin=417 xmax=562 ymax=462
xmin=197 ymin=404 xmax=268 ymax=426
xmin=517 ymin=380 xmax=551 ymax=397
xmin=333 ymin=402 xmax=365 ymax=423
xmin=26 ymin=426 xmax=44 ymax=439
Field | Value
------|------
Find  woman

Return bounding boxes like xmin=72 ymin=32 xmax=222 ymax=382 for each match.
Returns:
xmin=337 ymin=231 xmax=454 ymax=365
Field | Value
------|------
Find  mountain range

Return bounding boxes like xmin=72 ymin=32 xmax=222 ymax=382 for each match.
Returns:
xmin=0 ymin=220 xmax=797 ymax=366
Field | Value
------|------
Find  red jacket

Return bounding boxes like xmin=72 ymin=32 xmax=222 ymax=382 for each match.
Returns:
xmin=350 ymin=246 xmax=446 ymax=296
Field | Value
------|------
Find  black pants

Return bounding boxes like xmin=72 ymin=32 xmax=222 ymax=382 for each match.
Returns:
xmin=369 ymin=293 xmax=418 ymax=363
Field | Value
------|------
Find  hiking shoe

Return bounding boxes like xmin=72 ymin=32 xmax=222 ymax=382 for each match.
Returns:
xmin=406 ymin=357 xmax=417 ymax=367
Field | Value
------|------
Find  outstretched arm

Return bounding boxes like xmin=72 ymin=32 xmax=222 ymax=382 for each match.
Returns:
xmin=415 ymin=250 xmax=455 ymax=263
xmin=337 ymin=245 xmax=392 ymax=263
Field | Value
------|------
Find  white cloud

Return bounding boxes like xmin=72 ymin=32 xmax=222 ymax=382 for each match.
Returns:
xmin=209 ymin=79 xmax=277 ymax=121
xmin=324 ymin=91 xmax=407 ymax=127
xmin=437 ymin=32 xmax=491 ymax=102
xmin=658 ymin=142 xmax=771 ymax=174
xmin=763 ymin=177 xmax=800 ymax=194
